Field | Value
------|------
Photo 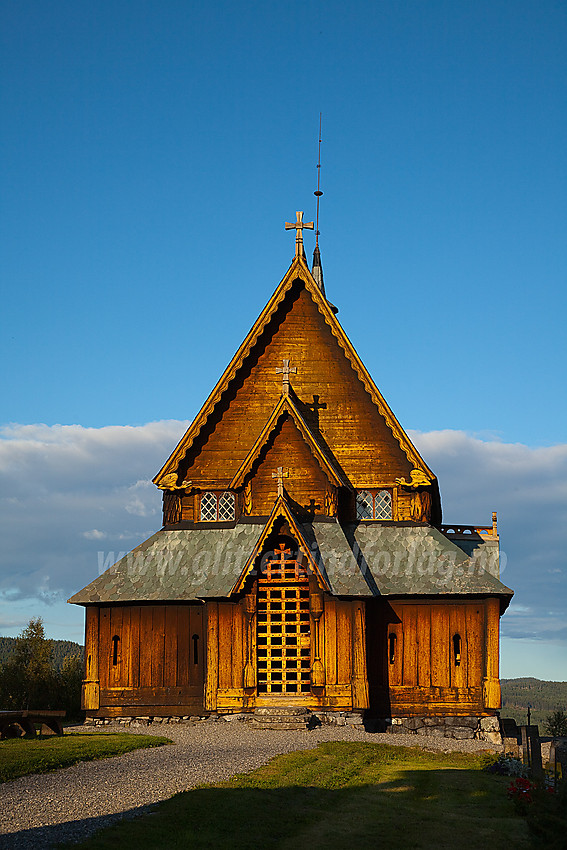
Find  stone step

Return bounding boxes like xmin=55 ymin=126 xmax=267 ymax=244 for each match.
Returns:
xmin=254 ymin=706 xmax=310 ymax=717
xmin=247 ymin=706 xmax=313 ymax=730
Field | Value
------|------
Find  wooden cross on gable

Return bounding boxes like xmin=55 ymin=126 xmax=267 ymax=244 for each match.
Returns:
xmin=285 ymin=211 xmax=314 ymax=257
xmin=275 ymin=358 xmax=296 ymax=394
xmin=272 ymin=466 xmax=289 ymax=497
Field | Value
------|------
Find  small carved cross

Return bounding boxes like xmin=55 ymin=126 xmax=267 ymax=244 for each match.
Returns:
xmin=275 ymin=358 xmax=297 ymax=394
xmin=272 ymin=466 xmax=289 ymax=497
xmin=285 ymin=211 xmax=314 ymax=257
xmin=306 ymin=394 xmax=327 ymax=426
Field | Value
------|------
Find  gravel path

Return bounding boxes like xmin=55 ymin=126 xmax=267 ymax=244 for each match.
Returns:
xmin=0 ymin=721 xmax=499 ymax=849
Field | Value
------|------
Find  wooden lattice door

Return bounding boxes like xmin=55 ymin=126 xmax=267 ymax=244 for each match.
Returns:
xmin=257 ymin=542 xmax=311 ymax=696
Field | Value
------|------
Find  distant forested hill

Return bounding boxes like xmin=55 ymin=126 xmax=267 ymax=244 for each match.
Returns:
xmin=0 ymin=637 xmax=83 ymax=671
xmin=501 ymin=678 xmax=567 ymax=728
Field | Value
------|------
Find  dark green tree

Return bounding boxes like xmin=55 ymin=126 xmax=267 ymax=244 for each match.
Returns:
xmin=544 ymin=708 xmax=567 ymax=737
xmin=0 ymin=617 xmax=57 ymax=709
xmin=57 ymin=651 xmax=84 ymax=718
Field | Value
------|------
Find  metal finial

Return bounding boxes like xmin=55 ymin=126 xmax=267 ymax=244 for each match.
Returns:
xmin=314 ymin=113 xmax=323 ymax=248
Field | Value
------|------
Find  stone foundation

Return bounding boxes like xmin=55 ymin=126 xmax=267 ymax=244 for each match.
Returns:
xmin=84 ymin=715 xmax=211 ymax=727
xmin=84 ymin=712 xmax=500 ymax=743
xmin=388 ymin=715 xmax=501 ymax=745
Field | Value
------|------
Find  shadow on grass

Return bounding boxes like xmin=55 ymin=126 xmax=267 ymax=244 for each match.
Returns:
xmin=2 ymin=743 xmax=532 ymax=849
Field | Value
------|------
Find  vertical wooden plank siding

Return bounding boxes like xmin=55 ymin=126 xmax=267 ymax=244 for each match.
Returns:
xmin=152 ymin=607 xmax=165 ymax=688
xmin=177 ymin=606 xmax=190 ymax=685
xmin=402 ymin=605 xmax=417 ymax=686
xmin=109 ymin=608 xmax=123 ymax=688
xmin=416 ymin=606 xmax=431 ymax=688
xmin=449 ymin=606 xmax=467 ymax=689
xmin=465 ymin=604 xmax=484 ymax=688
xmin=430 ymin=605 xmax=450 ymax=688
xmin=217 ymin=603 xmax=234 ymax=689
xmin=99 ymin=607 xmax=111 ymax=689
xmin=164 ymin=606 xmax=178 ymax=687
xmin=387 ymin=610 xmax=403 ymax=687
xmin=205 ymin=602 xmax=219 ymax=710
xmin=324 ymin=597 xmax=337 ymax=686
xmin=130 ymin=607 xmax=141 ymax=690
xmin=139 ymin=607 xmax=153 ymax=688
xmin=336 ymin=601 xmax=352 ymax=685
xmin=191 ymin=607 xmax=205 ymax=684
xmin=231 ymin=603 xmax=245 ymax=688
xmin=121 ymin=607 xmax=131 ymax=688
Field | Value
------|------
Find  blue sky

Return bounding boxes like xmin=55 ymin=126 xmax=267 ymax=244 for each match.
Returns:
xmin=1 ymin=1 xmax=566 ymax=680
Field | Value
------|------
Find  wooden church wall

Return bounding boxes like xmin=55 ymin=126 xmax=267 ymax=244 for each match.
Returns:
xmin=205 ymin=601 xmax=250 ymax=711
xmin=321 ymin=597 xmax=369 ymax=709
xmin=366 ymin=598 xmax=501 ymax=717
xmin=179 ymin=286 xmax=413 ymax=493
xmin=83 ymin=604 xmax=205 ymax=716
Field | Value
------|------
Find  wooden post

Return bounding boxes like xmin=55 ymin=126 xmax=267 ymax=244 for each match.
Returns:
xmin=205 ymin=603 xmax=219 ymax=711
xmin=310 ymin=588 xmax=325 ymax=688
xmin=243 ymin=591 xmax=257 ymax=690
xmin=82 ymin=606 xmax=100 ymax=711
xmin=352 ymin=602 xmax=369 ymax=710
xmin=483 ymin=597 xmax=501 ymax=710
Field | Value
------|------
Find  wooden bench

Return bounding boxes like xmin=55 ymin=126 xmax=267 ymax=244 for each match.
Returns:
xmin=0 ymin=710 xmax=66 ymax=738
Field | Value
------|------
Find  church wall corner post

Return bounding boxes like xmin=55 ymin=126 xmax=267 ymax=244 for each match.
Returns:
xmin=483 ymin=597 xmax=502 ymax=711
xmin=82 ymin=606 xmax=100 ymax=711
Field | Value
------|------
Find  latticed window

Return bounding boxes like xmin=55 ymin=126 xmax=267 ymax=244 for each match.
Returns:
xmin=218 ymin=491 xmax=235 ymax=521
xmin=199 ymin=491 xmax=235 ymax=522
xmin=356 ymin=490 xmax=373 ymax=520
xmin=374 ymin=490 xmax=392 ymax=519
xmin=356 ymin=489 xmax=392 ymax=520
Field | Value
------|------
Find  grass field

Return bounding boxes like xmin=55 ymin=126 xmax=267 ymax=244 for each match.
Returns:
xmin=0 ymin=733 xmax=171 ymax=783
xmin=73 ymin=742 xmax=530 ymax=850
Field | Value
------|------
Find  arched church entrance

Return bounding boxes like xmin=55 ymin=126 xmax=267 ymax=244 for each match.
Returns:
xmin=256 ymin=536 xmax=311 ymax=697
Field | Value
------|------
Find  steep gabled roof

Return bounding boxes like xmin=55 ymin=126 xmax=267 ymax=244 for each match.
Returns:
xmin=228 ymin=392 xmax=350 ymax=490
xmin=229 ymin=495 xmax=332 ymax=595
xmin=153 ymin=254 xmax=434 ymax=487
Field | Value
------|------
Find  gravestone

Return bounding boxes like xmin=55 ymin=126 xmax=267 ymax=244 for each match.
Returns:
xmin=520 ymin=725 xmax=543 ymax=778
xmin=501 ymin=718 xmax=520 ymax=758
xmin=549 ymin=738 xmax=567 ymax=788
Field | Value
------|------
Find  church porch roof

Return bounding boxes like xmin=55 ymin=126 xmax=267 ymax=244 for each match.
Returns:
xmin=69 ymin=521 xmax=512 ymax=606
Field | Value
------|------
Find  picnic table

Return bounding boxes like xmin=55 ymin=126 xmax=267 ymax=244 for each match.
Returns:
xmin=0 ymin=710 xmax=66 ymax=738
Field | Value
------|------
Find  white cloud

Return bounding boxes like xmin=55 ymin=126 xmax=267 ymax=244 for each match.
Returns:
xmin=410 ymin=429 xmax=567 ymax=651
xmin=0 ymin=420 xmax=189 ymax=604
xmin=0 ymin=421 xmax=565 ymax=665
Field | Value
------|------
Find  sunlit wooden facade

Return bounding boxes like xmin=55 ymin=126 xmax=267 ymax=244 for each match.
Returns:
xmin=71 ymin=226 xmax=512 ymax=720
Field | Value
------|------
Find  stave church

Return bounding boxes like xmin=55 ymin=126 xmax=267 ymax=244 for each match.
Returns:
xmin=70 ymin=211 xmax=512 ymax=735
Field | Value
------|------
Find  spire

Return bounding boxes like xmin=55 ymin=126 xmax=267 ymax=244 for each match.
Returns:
xmin=312 ymin=244 xmax=325 ymax=295
xmin=312 ymin=113 xmax=326 ymax=295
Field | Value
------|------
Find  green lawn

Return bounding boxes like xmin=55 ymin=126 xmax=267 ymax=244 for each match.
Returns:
xmin=0 ymin=733 xmax=171 ymax=783
xmin=73 ymin=742 xmax=530 ymax=850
